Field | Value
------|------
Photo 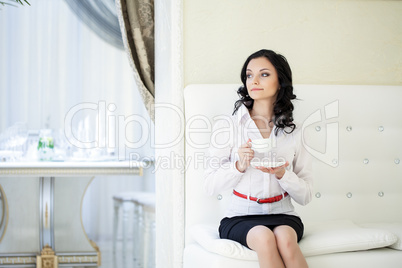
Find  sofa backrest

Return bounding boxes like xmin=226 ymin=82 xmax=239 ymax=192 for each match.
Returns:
xmin=184 ymin=84 xmax=402 ymax=244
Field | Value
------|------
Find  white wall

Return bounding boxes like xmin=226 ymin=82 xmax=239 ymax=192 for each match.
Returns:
xmin=184 ymin=0 xmax=402 ymax=86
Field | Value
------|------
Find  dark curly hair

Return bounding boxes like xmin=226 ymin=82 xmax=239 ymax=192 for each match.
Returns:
xmin=233 ymin=49 xmax=296 ymax=135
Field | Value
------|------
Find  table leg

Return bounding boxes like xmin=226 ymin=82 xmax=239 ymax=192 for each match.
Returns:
xmin=39 ymin=177 xmax=54 ymax=250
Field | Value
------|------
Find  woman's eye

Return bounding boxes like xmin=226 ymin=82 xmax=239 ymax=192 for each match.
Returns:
xmin=261 ymin=73 xmax=270 ymax=77
xmin=246 ymin=74 xmax=252 ymax=79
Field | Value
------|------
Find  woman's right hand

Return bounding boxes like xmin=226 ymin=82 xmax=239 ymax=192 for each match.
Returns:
xmin=236 ymin=138 xmax=254 ymax=173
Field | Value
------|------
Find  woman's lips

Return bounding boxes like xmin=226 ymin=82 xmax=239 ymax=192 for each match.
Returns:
xmin=251 ymin=88 xmax=263 ymax=91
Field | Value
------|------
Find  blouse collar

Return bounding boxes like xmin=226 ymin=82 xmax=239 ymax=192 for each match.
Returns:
xmin=236 ymin=103 xmax=251 ymax=124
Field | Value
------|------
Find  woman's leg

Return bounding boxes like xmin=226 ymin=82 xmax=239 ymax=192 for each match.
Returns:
xmin=246 ymin=225 xmax=285 ymax=268
xmin=273 ymin=225 xmax=308 ymax=268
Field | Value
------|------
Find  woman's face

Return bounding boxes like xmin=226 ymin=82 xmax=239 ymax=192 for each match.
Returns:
xmin=246 ymin=57 xmax=280 ymax=102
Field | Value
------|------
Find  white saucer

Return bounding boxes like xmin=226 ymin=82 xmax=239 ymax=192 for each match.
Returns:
xmin=250 ymin=160 xmax=286 ymax=168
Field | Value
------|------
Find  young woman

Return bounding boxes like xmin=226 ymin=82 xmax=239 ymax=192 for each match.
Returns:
xmin=205 ymin=49 xmax=313 ymax=268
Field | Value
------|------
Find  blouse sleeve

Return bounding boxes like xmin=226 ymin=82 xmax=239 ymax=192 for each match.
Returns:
xmin=204 ymin=120 xmax=244 ymax=196
xmin=277 ymin=127 xmax=314 ymax=206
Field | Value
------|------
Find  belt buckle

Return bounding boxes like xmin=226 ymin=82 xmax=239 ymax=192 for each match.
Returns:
xmin=256 ymin=198 xmax=261 ymax=204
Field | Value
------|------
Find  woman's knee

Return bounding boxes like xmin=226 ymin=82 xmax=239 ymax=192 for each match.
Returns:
xmin=274 ymin=226 xmax=298 ymax=254
xmin=246 ymin=225 xmax=276 ymax=251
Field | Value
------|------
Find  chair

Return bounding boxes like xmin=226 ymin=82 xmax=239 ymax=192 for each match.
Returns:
xmin=113 ymin=191 xmax=156 ymax=267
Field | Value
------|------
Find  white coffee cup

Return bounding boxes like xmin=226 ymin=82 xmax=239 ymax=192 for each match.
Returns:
xmin=250 ymin=138 xmax=271 ymax=153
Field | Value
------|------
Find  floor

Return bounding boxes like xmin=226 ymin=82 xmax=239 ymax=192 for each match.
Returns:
xmin=98 ymin=239 xmax=151 ymax=268
xmin=60 ymin=239 xmax=151 ymax=268
xmin=59 ymin=234 xmax=155 ymax=268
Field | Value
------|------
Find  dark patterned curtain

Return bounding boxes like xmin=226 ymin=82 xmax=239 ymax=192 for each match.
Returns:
xmin=116 ymin=0 xmax=155 ymax=122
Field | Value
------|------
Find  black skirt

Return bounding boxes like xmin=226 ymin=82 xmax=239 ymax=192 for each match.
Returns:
xmin=219 ymin=214 xmax=304 ymax=249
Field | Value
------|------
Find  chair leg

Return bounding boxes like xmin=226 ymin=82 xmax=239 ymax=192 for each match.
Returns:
xmin=143 ymin=209 xmax=150 ymax=268
xmin=148 ymin=213 xmax=156 ymax=268
xmin=136 ymin=203 xmax=144 ymax=267
xmin=113 ymin=200 xmax=120 ymax=254
xmin=122 ymin=201 xmax=133 ymax=259
xmin=143 ymin=207 xmax=156 ymax=268
xmin=132 ymin=202 xmax=140 ymax=266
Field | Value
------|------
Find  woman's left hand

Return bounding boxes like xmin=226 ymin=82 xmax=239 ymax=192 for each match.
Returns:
xmin=255 ymin=161 xmax=289 ymax=179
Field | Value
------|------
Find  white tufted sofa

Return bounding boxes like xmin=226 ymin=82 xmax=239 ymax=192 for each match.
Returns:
xmin=183 ymin=84 xmax=402 ymax=268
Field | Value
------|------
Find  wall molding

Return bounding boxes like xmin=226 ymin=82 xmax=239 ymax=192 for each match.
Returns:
xmin=155 ymin=0 xmax=185 ymax=267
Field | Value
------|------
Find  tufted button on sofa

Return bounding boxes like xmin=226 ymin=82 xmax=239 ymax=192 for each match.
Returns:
xmin=183 ymin=84 xmax=402 ymax=268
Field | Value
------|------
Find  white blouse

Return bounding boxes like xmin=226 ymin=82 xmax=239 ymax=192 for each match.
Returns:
xmin=204 ymin=104 xmax=313 ymax=218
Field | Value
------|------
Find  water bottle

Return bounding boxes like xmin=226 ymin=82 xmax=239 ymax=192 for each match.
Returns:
xmin=38 ymin=129 xmax=54 ymax=161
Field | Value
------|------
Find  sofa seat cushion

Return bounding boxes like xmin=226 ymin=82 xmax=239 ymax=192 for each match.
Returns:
xmin=189 ymin=224 xmax=257 ymax=261
xmin=184 ymin=243 xmax=402 ymax=268
xmin=359 ymin=222 xmax=402 ymax=250
xmin=300 ymin=220 xmax=397 ymax=256
xmin=189 ymin=220 xmax=398 ymax=260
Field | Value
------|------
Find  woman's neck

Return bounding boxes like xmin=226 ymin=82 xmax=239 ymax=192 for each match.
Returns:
xmin=250 ymin=99 xmax=274 ymax=120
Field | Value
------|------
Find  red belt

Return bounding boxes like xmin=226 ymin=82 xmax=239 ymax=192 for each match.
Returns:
xmin=233 ymin=190 xmax=288 ymax=204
